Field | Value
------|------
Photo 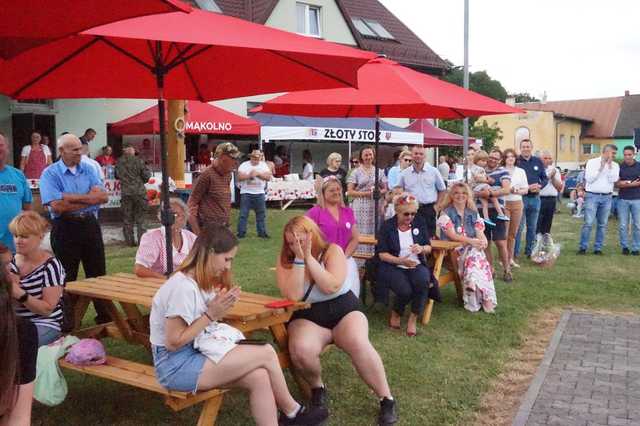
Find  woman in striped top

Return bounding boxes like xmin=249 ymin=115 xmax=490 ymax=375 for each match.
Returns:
xmin=8 ymin=211 xmax=66 ymax=347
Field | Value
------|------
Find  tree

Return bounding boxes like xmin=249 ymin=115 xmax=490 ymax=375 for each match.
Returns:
xmin=437 ymin=68 xmax=507 ymax=157
xmin=443 ymin=68 xmax=508 ymax=102
xmin=508 ymin=92 xmax=539 ymax=103
xmin=438 ymin=119 xmax=503 ymax=158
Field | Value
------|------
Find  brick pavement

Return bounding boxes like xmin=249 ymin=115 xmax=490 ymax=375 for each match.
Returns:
xmin=514 ymin=311 xmax=640 ymax=426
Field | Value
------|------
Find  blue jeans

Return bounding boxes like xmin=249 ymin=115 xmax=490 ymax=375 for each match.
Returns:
xmin=579 ymin=193 xmax=612 ymax=251
xmin=514 ymin=195 xmax=541 ymax=257
xmin=237 ymin=193 xmax=267 ymax=237
xmin=617 ymin=198 xmax=640 ymax=251
xmin=36 ymin=324 xmax=62 ymax=347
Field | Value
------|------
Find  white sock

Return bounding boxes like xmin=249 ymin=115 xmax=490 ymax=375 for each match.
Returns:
xmin=286 ymin=402 xmax=302 ymax=418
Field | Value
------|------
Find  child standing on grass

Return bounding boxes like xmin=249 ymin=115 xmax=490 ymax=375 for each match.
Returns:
xmin=469 ymin=150 xmax=510 ymax=227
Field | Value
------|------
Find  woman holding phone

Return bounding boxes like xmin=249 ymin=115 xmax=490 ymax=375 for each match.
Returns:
xmin=149 ymin=225 xmax=326 ymax=426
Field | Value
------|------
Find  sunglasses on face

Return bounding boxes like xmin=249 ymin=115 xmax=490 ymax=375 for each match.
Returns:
xmin=402 ymin=158 xmax=412 ymax=163
xmin=402 ymin=212 xmax=417 ymax=217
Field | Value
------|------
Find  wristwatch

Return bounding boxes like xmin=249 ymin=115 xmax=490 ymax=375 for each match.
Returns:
xmin=16 ymin=291 xmax=28 ymax=303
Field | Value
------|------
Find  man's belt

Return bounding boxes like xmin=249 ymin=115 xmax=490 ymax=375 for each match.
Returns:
xmin=586 ymin=191 xmax=612 ymax=196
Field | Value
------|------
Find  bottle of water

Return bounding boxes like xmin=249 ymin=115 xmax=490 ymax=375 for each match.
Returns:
xmin=106 ymin=165 xmax=115 ymax=180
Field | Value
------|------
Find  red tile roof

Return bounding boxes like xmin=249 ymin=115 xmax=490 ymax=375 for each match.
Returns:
xmin=519 ymin=97 xmax=623 ymax=138
xmin=186 ymin=0 xmax=447 ymax=74
xmin=335 ymin=0 xmax=448 ymax=74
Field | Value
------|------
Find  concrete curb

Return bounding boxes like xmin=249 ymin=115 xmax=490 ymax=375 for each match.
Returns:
xmin=512 ymin=310 xmax=571 ymax=426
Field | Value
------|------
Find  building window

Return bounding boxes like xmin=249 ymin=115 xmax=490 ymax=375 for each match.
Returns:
xmin=582 ymin=144 xmax=600 ymax=155
xmin=246 ymin=101 xmax=262 ymax=115
xmin=351 ymin=18 xmax=395 ymax=40
xmin=194 ymin=0 xmax=221 ymax=12
xmin=559 ymin=134 xmax=565 ymax=151
xmin=297 ymin=3 xmax=321 ymax=37
xmin=570 ymin=136 xmax=576 ymax=152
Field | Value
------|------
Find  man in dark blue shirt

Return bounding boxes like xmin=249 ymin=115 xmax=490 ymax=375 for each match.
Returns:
xmin=615 ymin=146 xmax=640 ymax=255
xmin=515 ymin=139 xmax=549 ymax=257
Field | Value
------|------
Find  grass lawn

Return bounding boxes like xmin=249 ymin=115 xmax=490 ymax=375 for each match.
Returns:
xmin=33 ymin=205 xmax=640 ymax=425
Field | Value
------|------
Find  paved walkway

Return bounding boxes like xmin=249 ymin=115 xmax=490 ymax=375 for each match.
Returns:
xmin=514 ymin=311 xmax=640 ymax=426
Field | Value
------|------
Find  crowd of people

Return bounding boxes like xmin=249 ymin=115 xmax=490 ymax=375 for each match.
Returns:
xmin=1 ymin=127 xmax=639 ymax=425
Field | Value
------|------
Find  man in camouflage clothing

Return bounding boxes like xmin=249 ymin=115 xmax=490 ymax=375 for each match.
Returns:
xmin=116 ymin=143 xmax=151 ymax=246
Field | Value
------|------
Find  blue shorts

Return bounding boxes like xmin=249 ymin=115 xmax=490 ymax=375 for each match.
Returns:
xmin=152 ymin=343 xmax=207 ymax=393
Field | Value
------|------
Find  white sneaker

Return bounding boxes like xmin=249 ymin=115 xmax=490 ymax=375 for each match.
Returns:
xmin=510 ymin=259 xmax=521 ymax=268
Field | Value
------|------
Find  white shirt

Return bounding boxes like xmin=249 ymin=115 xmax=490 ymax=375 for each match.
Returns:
xmin=238 ymin=160 xmax=270 ymax=194
xmin=21 ymin=144 xmax=52 ymax=158
xmin=540 ymin=166 xmax=563 ymax=197
xmin=397 ymin=229 xmax=420 ymax=269
xmin=149 ymin=272 xmax=215 ymax=346
xmin=437 ymin=162 xmax=450 ymax=180
xmin=302 ymin=162 xmax=314 ymax=181
xmin=584 ymin=156 xmax=619 ymax=194
xmin=504 ymin=167 xmax=529 ymax=202
xmin=81 ymin=155 xmax=105 ymax=181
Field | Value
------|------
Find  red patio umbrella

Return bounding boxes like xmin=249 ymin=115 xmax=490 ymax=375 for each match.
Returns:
xmin=0 ymin=0 xmax=191 ymax=59
xmin=407 ymin=119 xmax=476 ymax=147
xmin=109 ymin=101 xmax=260 ymax=136
xmin=257 ymin=57 xmax=522 ymax=230
xmin=0 ymin=9 xmax=375 ymax=272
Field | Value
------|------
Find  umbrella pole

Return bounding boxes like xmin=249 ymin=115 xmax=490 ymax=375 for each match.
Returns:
xmin=155 ymin=58 xmax=174 ymax=275
xmin=373 ymin=105 xmax=380 ymax=233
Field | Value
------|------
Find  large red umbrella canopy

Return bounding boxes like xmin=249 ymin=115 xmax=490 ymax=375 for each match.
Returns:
xmin=109 ymin=101 xmax=260 ymax=136
xmin=257 ymin=57 xmax=522 ymax=118
xmin=0 ymin=0 xmax=191 ymax=59
xmin=0 ymin=8 xmax=374 ymax=274
xmin=0 ymin=9 xmax=375 ymax=100
xmin=407 ymin=119 xmax=476 ymax=147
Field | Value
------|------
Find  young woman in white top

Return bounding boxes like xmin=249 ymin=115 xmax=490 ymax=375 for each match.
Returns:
xmin=502 ymin=148 xmax=529 ymax=268
xmin=302 ymin=149 xmax=314 ymax=181
xmin=149 ymin=225 xmax=326 ymax=426
xmin=276 ymin=216 xmax=397 ymax=426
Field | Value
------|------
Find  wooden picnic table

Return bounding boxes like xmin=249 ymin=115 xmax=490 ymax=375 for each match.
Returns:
xmin=65 ymin=272 xmax=311 ymax=394
xmin=355 ymin=235 xmax=463 ymax=324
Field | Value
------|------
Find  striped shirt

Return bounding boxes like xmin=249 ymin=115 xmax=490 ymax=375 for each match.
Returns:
xmin=135 ymin=227 xmax=197 ymax=275
xmin=187 ymin=162 xmax=232 ymax=226
xmin=12 ymin=257 xmax=66 ymax=330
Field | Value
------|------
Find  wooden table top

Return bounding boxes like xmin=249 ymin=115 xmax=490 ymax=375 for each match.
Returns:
xmin=357 ymin=234 xmax=461 ymax=250
xmin=65 ymin=273 xmax=308 ymax=323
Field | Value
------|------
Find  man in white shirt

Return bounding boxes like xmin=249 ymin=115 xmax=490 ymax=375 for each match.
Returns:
xmin=237 ymin=150 xmax=272 ymax=239
xmin=80 ymin=140 xmax=105 ymax=182
xmin=578 ymin=144 xmax=620 ymax=254
xmin=437 ymin=155 xmax=450 ymax=181
xmin=536 ymin=151 xmax=564 ymax=236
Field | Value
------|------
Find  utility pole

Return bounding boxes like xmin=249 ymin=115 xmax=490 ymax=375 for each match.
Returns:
xmin=463 ymin=0 xmax=470 ymax=181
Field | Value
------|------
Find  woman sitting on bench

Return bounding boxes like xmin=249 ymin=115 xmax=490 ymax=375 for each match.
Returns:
xmin=376 ymin=193 xmax=440 ymax=337
xmin=149 ymin=225 xmax=326 ymax=426
xmin=276 ymin=216 xmax=398 ymax=426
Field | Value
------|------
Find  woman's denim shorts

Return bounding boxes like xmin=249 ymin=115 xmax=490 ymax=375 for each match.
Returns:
xmin=152 ymin=343 xmax=207 ymax=393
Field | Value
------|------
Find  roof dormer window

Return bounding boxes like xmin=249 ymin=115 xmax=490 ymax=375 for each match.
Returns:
xmin=351 ymin=18 xmax=395 ymax=40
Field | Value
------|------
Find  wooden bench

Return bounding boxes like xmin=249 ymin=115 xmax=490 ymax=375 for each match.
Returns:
xmin=59 ymin=356 xmax=226 ymax=426
xmin=355 ymin=235 xmax=462 ymax=325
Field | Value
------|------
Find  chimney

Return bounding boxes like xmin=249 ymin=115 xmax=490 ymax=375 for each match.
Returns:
xmin=506 ymin=97 xmax=516 ymax=107
xmin=625 ymin=90 xmax=630 ymax=96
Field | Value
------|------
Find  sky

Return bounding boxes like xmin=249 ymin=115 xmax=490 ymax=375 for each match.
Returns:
xmin=379 ymin=0 xmax=640 ymax=101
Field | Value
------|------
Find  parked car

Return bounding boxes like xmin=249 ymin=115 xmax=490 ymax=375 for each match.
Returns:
xmin=562 ymin=169 xmax=582 ymax=197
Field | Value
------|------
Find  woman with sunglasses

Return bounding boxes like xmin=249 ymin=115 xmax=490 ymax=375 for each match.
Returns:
xmin=386 ymin=149 xmax=412 ymax=190
xmin=376 ymin=193 xmax=439 ymax=336
xmin=436 ymin=182 xmax=497 ymax=313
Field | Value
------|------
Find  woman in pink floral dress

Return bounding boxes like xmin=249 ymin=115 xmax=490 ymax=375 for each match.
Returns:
xmin=436 ymin=182 xmax=497 ymax=313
